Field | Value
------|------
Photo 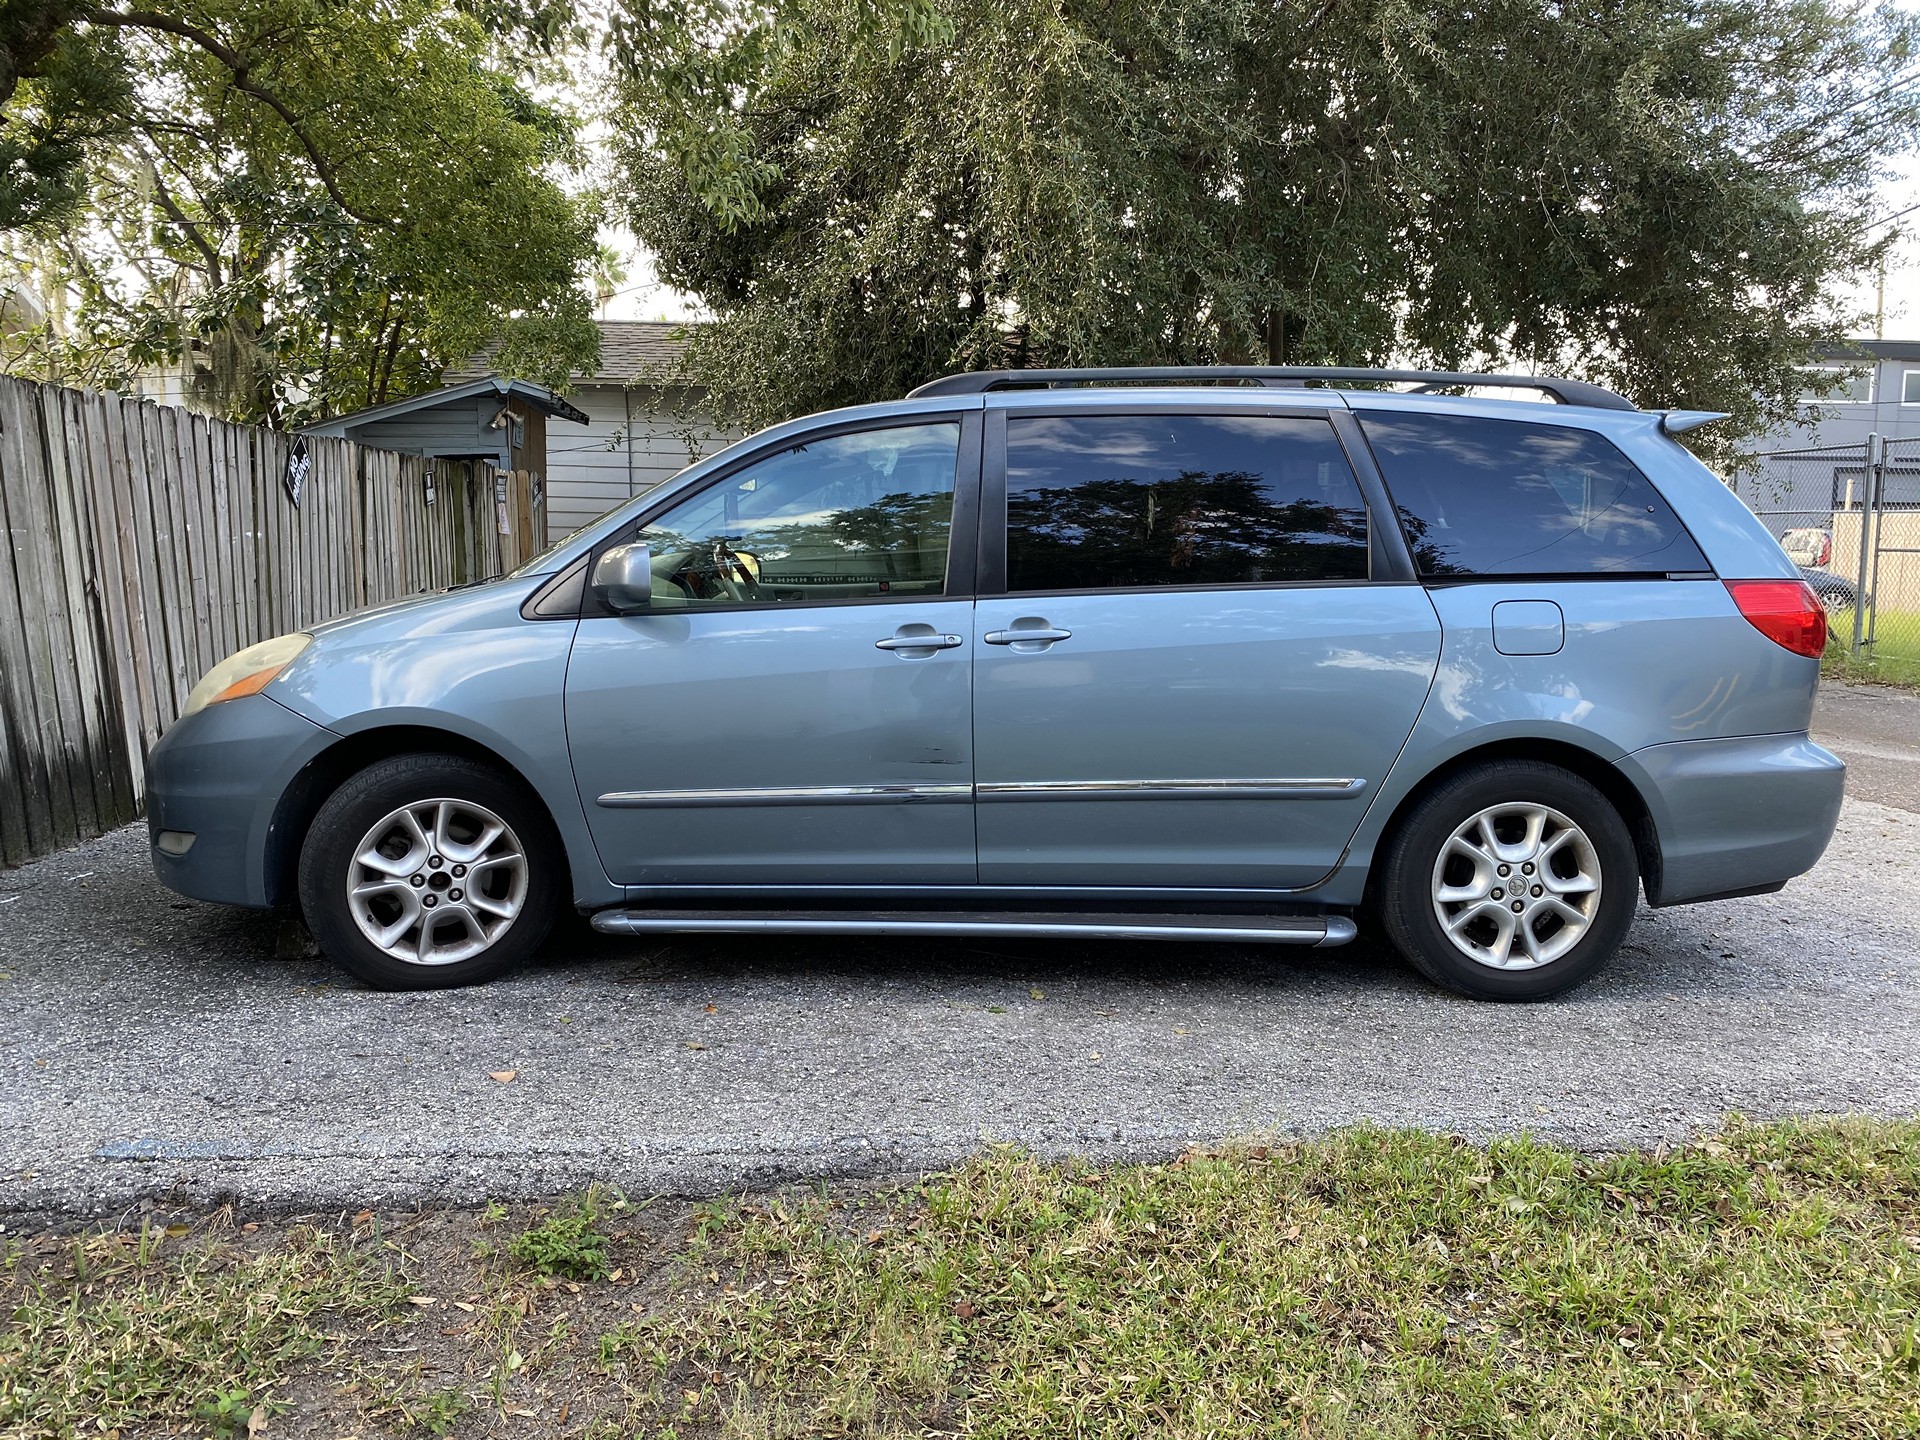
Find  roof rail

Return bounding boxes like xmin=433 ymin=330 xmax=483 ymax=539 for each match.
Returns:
xmin=906 ymin=365 xmax=1638 ymax=412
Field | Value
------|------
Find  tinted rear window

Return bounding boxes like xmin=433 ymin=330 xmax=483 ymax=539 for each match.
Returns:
xmin=1359 ymin=411 xmax=1708 ymax=577
xmin=1005 ymin=413 xmax=1369 ymax=592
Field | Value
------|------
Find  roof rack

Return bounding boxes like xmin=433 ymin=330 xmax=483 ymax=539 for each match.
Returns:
xmin=906 ymin=365 xmax=1638 ymax=412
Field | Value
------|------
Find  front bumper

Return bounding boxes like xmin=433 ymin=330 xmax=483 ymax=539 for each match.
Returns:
xmin=1620 ymin=731 xmax=1846 ymax=907
xmin=145 ymin=694 xmax=336 ymax=908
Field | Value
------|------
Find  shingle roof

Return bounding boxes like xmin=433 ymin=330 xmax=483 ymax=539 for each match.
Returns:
xmin=445 ymin=319 xmax=698 ymax=387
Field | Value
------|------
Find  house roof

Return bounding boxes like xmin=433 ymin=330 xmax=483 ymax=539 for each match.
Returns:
xmin=1818 ymin=339 xmax=1920 ymax=363
xmin=445 ymin=319 xmax=697 ymax=388
xmin=300 ymin=376 xmax=590 ymax=439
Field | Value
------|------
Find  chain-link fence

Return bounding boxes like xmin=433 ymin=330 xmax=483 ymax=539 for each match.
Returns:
xmin=1734 ymin=434 xmax=1920 ymax=685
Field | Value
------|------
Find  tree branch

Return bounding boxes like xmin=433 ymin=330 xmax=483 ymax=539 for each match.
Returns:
xmin=140 ymin=152 xmax=222 ymax=285
xmin=79 ymin=6 xmax=380 ymax=224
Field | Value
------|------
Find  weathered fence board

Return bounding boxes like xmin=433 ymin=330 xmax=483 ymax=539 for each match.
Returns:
xmin=0 ymin=376 xmax=545 ymax=867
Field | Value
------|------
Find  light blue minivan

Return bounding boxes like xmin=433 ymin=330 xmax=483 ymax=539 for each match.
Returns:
xmin=145 ymin=367 xmax=1845 ymax=999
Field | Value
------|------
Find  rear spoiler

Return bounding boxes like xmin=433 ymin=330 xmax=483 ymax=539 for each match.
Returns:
xmin=1660 ymin=410 xmax=1730 ymax=435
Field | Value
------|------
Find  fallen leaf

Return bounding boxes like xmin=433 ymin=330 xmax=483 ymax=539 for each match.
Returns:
xmin=247 ymin=1406 xmax=268 ymax=1437
xmin=1029 ymin=986 xmax=1045 ymax=1000
xmin=489 ymin=1070 xmax=517 ymax=1083
xmin=703 ymin=1003 xmax=718 ymax=1014
xmin=685 ymin=1041 xmax=707 ymax=1051
xmin=953 ymin=1299 xmax=975 ymax=1319
xmin=163 ymin=1224 xmax=189 ymax=1237
xmin=352 ymin=1210 xmax=375 ymax=1226
xmin=406 ymin=1295 xmax=436 ymax=1307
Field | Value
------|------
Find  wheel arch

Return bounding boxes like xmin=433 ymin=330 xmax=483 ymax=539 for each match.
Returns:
xmin=1359 ymin=736 xmax=1661 ymax=910
xmin=265 ymin=724 xmax=580 ymax=908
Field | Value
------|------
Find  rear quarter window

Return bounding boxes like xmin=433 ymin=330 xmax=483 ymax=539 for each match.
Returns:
xmin=1359 ymin=410 xmax=1709 ymax=577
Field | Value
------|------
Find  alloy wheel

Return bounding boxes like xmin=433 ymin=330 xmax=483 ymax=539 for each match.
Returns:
xmin=1429 ymin=802 xmax=1602 ymax=970
xmin=345 ymin=798 xmax=528 ymax=965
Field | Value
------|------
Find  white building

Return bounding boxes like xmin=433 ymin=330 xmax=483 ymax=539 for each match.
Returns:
xmin=453 ymin=320 xmax=737 ymax=535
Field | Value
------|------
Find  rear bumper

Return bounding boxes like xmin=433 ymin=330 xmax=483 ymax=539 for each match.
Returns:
xmin=1620 ymin=731 xmax=1845 ymax=907
xmin=145 ymin=695 xmax=336 ymax=908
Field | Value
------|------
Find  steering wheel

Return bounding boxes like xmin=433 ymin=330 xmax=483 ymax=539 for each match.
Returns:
xmin=709 ymin=538 xmax=762 ymax=602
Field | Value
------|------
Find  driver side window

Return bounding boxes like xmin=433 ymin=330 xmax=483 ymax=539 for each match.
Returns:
xmin=635 ymin=421 xmax=961 ymax=607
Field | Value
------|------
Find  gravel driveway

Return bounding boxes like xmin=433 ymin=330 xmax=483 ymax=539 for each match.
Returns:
xmin=3 ymin=685 xmax=1916 ymax=1216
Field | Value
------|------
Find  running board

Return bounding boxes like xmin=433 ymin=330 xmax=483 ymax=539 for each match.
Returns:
xmin=590 ymin=909 xmax=1356 ymax=947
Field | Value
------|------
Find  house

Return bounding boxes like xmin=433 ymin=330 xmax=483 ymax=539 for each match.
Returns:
xmin=449 ymin=321 xmax=739 ymax=535
xmin=1731 ymin=340 xmax=1920 ymax=528
xmin=1776 ymin=340 xmax=1920 ymax=450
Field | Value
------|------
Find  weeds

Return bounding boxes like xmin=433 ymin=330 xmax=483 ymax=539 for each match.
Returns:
xmin=507 ymin=1192 xmax=614 ymax=1281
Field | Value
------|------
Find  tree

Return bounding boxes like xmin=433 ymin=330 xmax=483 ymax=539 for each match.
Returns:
xmin=0 ymin=1 xmax=600 ymax=424
xmin=611 ymin=0 xmax=1920 ymax=450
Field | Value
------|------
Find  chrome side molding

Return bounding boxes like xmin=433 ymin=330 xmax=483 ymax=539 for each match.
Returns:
xmin=975 ymin=778 xmax=1366 ymax=801
xmin=598 ymin=778 xmax=1366 ymax=808
xmin=591 ymin=908 xmax=1358 ymax=947
xmin=596 ymin=783 xmax=973 ymax=809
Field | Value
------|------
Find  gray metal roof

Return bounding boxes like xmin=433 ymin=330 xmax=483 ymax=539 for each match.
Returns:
xmin=300 ymin=376 xmax=589 ymax=438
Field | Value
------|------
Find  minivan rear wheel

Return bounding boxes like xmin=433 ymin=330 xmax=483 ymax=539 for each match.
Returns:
xmin=1377 ymin=760 xmax=1637 ymax=1001
xmin=298 ymin=753 xmax=560 ymax=990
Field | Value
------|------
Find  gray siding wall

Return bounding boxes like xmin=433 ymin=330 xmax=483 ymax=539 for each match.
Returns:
xmin=545 ymin=385 xmax=739 ymax=534
xmin=343 ymin=396 xmax=510 ymax=464
xmin=1765 ymin=357 xmax=1920 ymax=451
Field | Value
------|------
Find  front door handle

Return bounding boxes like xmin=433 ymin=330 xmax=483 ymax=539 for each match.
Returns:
xmin=983 ymin=624 xmax=1073 ymax=651
xmin=875 ymin=627 xmax=963 ymax=654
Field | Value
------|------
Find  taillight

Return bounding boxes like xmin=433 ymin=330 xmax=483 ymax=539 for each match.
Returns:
xmin=1816 ymin=534 xmax=1831 ymax=566
xmin=1725 ymin=580 xmax=1827 ymax=658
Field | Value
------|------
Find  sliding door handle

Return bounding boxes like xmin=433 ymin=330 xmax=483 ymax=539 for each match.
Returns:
xmin=984 ymin=626 xmax=1072 ymax=647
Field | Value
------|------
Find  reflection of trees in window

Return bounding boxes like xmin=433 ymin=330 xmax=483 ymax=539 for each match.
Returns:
xmin=1395 ymin=506 xmax=1467 ymax=576
xmin=741 ymin=491 xmax=954 ymax=579
xmin=1009 ymin=470 xmax=1366 ymax=589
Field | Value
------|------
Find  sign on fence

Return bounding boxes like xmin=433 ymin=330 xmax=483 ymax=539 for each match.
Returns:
xmin=0 ymin=376 xmax=546 ymax=868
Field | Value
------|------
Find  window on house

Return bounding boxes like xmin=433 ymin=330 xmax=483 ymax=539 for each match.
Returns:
xmin=1903 ymin=370 xmax=1920 ymax=405
xmin=1797 ymin=366 xmax=1873 ymax=405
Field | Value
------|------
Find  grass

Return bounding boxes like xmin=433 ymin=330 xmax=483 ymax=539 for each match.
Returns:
xmin=1825 ymin=605 xmax=1920 ymax=688
xmin=0 ymin=1217 xmax=410 ymax=1436
xmin=3 ymin=1119 xmax=1918 ymax=1437
xmin=647 ymin=1119 xmax=1920 ymax=1438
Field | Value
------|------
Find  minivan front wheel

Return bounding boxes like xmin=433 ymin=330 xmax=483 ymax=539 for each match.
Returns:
xmin=1378 ymin=760 xmax=1638 ymax=1000
xmin=299 ymin=754 xmax=560 ymax=989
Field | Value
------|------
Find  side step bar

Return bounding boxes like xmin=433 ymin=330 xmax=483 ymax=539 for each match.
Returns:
xmin=590 ymin=909 xmax=1357 ymax=947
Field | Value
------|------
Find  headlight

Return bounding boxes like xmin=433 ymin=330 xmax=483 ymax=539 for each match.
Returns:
xmin=181 ymin=633 xmax=312 ymax=717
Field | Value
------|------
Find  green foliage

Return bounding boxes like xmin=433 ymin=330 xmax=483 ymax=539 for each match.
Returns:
xmin=614 ymin=0 xmax=1920 ymax=451
xmin=1 ymin=1 xmax=600 ymax=423
xmin=507 ymin=1194 xmax=613 ymax=1280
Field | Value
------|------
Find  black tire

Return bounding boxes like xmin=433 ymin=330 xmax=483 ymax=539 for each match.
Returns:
xmin=298 ymin=753 xmax=561 ymax=990
xmin=1377 ymin=760 xmax=1638 ymax=1001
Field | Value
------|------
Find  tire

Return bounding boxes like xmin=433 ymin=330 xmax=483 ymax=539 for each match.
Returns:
xmin=1376 ymin=760 xmax=1638 ymax=1001
xmin=298 ymin=753 xmax=561 ymax=990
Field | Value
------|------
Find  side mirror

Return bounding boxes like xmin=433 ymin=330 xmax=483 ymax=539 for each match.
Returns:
xmin=590 ymin=542 xmax=652 ymax=614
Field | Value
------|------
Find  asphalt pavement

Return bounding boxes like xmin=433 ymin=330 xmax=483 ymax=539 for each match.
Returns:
xmin=2 ymin=683 xmax=1916 ymax=1217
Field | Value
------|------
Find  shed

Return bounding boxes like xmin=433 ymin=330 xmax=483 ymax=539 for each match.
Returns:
xmin=300 ymin=376 xmax=589 ymax=477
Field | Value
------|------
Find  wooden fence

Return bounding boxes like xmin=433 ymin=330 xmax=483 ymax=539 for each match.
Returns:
xmin=0 ymin=375 xmax=545 ymax=868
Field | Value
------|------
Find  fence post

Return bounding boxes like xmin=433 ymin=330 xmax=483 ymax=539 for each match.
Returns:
xmin=1853 ymin=434 xmax=1881 ymax=656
